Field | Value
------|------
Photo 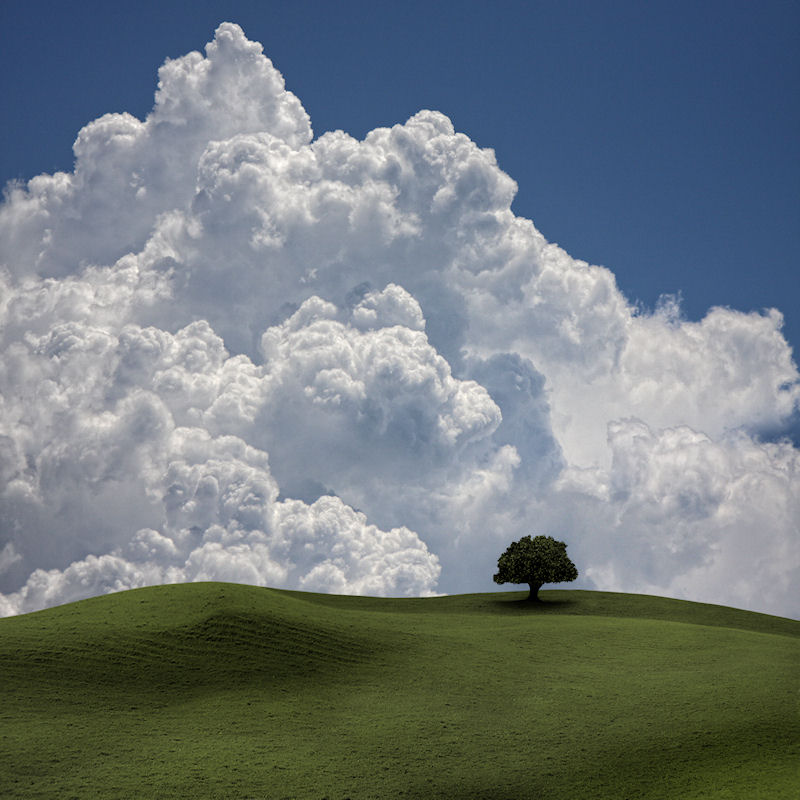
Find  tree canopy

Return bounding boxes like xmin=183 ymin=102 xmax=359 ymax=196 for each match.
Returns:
xmin=493 ymin=535 xmax=578 ymax=601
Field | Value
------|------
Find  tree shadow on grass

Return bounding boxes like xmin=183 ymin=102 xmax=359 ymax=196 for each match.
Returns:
xmin=487 ymin=594 xmax=577 ymax=615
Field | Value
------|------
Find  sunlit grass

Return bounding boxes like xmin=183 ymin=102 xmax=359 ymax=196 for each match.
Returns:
xmin=1 ymin=583 xmax=797 ymax=799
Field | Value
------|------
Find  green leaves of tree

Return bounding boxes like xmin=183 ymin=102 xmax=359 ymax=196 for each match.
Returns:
xmin=494 ymin=535 xmax=578 ymax=588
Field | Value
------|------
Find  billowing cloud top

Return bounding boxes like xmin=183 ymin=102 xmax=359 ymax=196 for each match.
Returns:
xmin=1 ymin=23 xmax=798 ymax=617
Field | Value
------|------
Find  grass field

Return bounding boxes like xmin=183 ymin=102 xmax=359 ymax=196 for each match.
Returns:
xmin=1 ymin=583 xmax=797 ymax=799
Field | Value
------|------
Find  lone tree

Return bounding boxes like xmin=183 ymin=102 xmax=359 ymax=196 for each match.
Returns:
xmin=493 ymin=535 xmax=578 ymax=601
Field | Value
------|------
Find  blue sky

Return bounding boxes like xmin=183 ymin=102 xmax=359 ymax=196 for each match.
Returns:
xmin=1 ymin=2 xmax=799 ymax=616
xmin=2 ymin=0 xmax=798 ymax=354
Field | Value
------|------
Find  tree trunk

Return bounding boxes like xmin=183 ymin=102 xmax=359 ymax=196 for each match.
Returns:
xmin=528 ymin=582 xmax=543 ymax=601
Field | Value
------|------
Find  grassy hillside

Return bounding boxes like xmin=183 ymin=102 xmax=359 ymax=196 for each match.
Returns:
xmin=1 ymin=584 xmax=797 ymax=799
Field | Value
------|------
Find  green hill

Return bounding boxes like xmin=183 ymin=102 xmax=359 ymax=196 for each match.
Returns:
xmin=1 ymin=584 xmax=797 ymax=799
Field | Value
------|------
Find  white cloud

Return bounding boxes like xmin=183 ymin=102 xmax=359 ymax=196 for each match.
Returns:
xmin=556 ymin=420 xmax=800 ymax=616
xmin=0 ymin=23 xmax=797 ymax=617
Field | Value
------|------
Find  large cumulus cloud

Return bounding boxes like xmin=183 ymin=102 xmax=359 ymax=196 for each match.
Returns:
xmin=1 ymin=23 xmax=798 ymax=617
